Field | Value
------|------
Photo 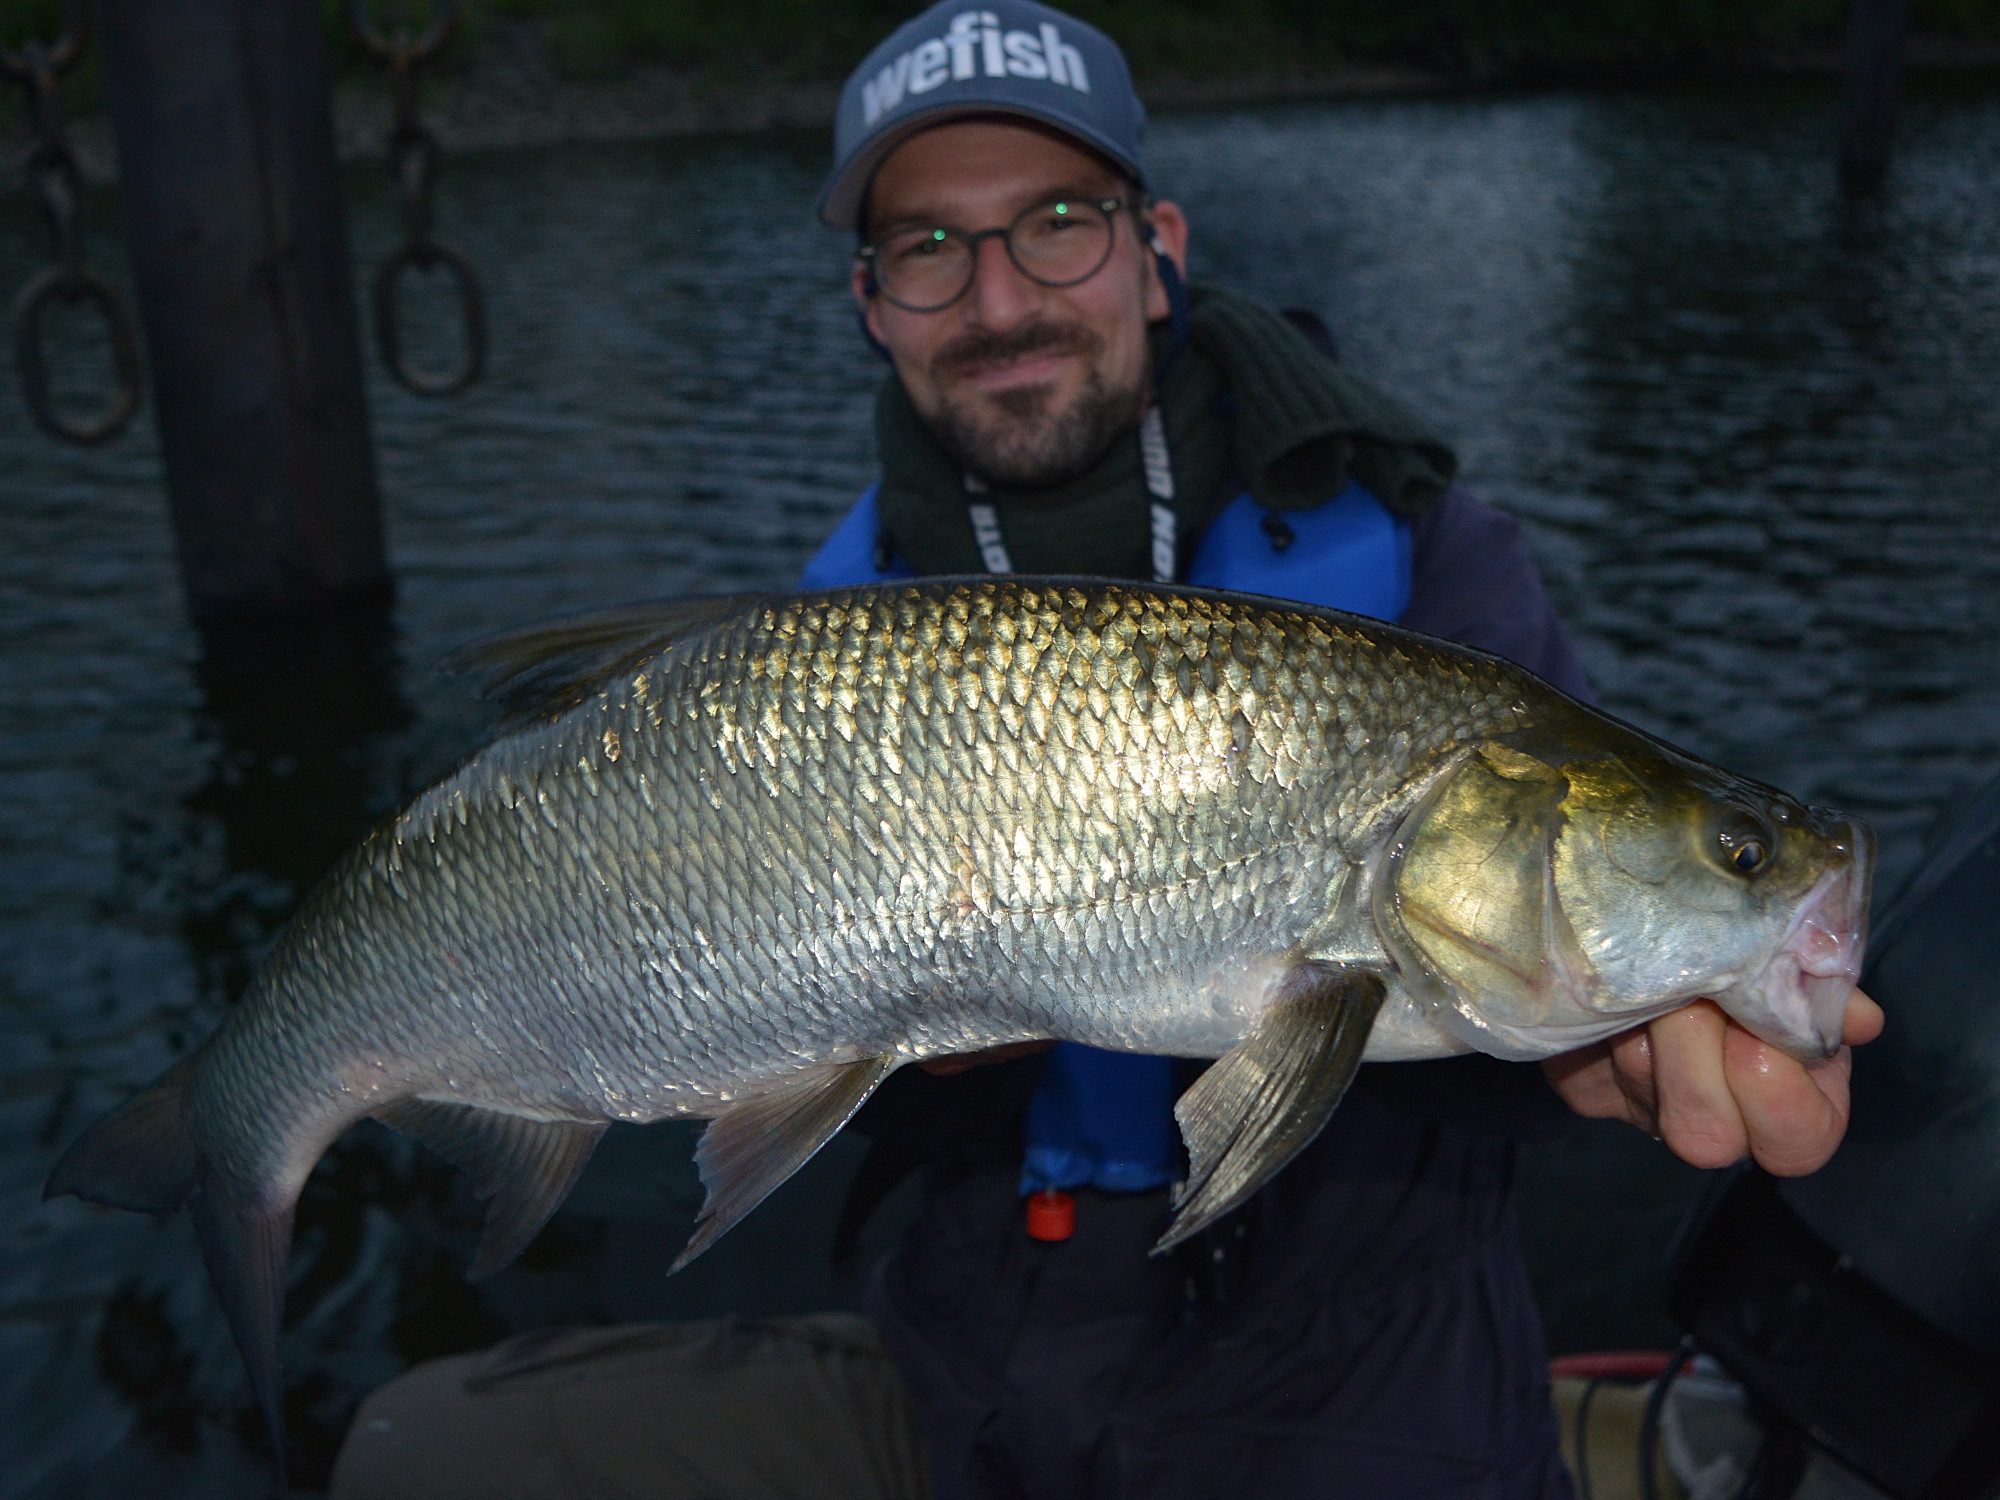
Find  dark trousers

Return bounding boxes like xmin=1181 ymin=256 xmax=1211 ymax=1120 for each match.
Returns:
xmin=863 ymin=1088 xmax=1576 ymax=1500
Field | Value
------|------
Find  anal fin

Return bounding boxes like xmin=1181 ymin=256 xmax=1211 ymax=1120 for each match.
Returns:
xmin=1156 ymin=963 xmax=1384 ymax=1253
xmin=674 ymin=1056 xmax=894 ymax=1272
xmin=374 ymin=1100 xmax=606 ymax=1279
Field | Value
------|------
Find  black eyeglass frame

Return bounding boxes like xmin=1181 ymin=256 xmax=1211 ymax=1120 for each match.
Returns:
xmin=857 ymin=195 xmax=1136 ymax=313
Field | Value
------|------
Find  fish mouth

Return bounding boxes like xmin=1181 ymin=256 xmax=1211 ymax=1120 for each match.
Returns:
xmin=1707 ymin=819 xmax=1871 ymax=1061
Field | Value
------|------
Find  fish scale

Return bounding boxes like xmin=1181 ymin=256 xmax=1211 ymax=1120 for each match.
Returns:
xmin=46 ymin=578 xmax=1870 ymax=1477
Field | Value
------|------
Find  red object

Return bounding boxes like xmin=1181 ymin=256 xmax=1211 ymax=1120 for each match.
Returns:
xmin=1547 ymin=1350 xmax=1691 ymax=1382
xmin=1025 ymin=1189 xmax=1076 ymax=1242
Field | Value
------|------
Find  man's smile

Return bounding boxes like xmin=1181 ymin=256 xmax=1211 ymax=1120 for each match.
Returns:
xmin=930 ymin=317 xmax=1101 ymax=406
xmin=952 ymin=346 xmax=1076 ymax=394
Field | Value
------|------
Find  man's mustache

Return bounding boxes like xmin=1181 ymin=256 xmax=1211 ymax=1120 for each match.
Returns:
xmin=932 ymin=321 xmax=1100 ymax=381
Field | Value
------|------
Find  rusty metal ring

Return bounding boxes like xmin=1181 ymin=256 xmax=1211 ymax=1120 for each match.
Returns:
xmin=11 ymin=266 xmax=144 ymax=445
xmin=373 ymin=240 xmax=486 ymax=398
xmin=0 ymin=0 xmax=89 ymax=82
xmin=342 ymin=0 xmax=458 ymax=67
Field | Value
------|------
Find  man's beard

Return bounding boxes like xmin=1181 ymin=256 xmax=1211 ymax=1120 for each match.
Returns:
xmin=922 ymin=319 xmax=1146 ymax=490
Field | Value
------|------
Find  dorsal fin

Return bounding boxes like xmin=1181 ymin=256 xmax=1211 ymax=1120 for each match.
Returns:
xmin=449 ymin=594 xmax=762 ymax=725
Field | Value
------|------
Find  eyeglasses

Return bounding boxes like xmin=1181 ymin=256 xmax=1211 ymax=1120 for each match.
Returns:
xmin=858 ymin=196 xmax=1130 ymax=313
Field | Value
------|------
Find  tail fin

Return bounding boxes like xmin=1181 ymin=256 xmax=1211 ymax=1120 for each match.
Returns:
xmin=191 ymin=1181 xmax=294 ymax=1483
xmin=44 ymin=1059 xmax=201 ymax=1213
xmin=46 ymin=1061 xmax=294 ymax=1484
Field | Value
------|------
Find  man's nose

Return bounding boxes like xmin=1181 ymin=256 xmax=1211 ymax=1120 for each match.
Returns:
xmin=961 ymin=232 xmax=1042 ymax=329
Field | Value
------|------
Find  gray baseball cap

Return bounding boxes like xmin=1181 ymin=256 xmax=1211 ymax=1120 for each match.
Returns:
xmin=816 ymin=1 xmax=1148 ymax=232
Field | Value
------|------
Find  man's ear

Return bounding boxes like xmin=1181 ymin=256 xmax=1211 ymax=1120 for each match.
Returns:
xmin=1141 ymin=200 xmax=1190 ymax=323
xmin=852 ymin=260 xmax=884 ymax=341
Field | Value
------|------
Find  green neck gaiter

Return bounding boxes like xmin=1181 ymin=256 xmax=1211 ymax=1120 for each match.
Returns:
xmin=872 ymin=283 xmax=1457 ymax=580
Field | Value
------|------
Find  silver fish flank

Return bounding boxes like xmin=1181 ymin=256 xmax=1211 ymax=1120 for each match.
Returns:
xmin=48 ymin=578 xmax=1870 ymax=1460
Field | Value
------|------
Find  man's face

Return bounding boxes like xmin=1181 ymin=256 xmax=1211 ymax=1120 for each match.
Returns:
xmin=855 ymin=119 xmax=1189 ymax=489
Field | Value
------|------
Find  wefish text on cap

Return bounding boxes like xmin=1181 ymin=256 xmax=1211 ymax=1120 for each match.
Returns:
xmin=860 ymin=13 xmax=1093 ymax=126
xmin=817 ymin=0 xmax=1147 ymax=232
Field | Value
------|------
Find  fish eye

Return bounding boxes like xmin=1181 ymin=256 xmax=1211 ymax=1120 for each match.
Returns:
xmin=1714 ymin=810 xmax=1774 ymax=877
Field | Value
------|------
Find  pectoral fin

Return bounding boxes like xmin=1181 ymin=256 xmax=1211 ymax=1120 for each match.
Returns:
xmin=1156 ymin=963 xmax=1384 ymax=1253
xmin=673 ymin=1055 xmax=895 ymax=1271
xmin=374 ymin=1101 xmax=607 ymax=1279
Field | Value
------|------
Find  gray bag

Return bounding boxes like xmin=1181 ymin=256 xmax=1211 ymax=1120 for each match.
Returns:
xmin=330 ymin=1313 xmax=930 ymax=1500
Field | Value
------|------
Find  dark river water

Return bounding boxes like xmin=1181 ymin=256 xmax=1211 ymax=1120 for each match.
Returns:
xmin=4 ymin=75 xmax=1999 ymax=1495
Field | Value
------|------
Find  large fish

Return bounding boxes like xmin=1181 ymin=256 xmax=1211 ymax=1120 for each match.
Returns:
xmin=48 ymin=578 xmax=1868 ymax=1459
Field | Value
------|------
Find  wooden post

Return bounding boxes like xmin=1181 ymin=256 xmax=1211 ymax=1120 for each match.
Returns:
xmin=96 ymin=0 xmax=389 ymax=621
xmin=186 ymin=601 xmax=408 ymax=1005
xmin=1839 ymin=0 xmax=1910 ymax=190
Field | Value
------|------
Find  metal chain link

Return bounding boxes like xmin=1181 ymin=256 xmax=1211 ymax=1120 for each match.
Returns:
xmin=345 ymin=0 xmax=486 ymax=397
xmin=2 ymin=0 xmax=143 ymax=445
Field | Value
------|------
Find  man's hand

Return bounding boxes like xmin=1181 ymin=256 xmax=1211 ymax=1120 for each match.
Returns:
xmin=1543 ymin=989 xmax=1884 ymax=1175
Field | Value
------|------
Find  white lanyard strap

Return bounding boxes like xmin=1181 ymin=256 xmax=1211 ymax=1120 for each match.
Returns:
xmin=966 ymin=500 xmax=1013 ymax=573
xmin=962 ymin=406 xmax=1177 ymax=584
xmin=1139 ymin=406 xmax=1176 ymax=584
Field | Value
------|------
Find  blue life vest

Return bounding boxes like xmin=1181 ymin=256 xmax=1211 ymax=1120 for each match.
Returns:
xmin=797 ymin=482 xmax=1414 ymax=1195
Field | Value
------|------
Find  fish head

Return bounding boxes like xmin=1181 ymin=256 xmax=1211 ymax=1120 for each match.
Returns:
xmin=1380 ymin=729 xmax=1871 ymax=1062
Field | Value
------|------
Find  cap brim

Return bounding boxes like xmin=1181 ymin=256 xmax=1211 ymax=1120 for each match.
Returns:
xmin=816 ymin=101 xmax=1147 ymax=232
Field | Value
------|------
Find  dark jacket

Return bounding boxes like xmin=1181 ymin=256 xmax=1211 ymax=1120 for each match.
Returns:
xmin=842 ymin=486 xmax=1586 ymax=1500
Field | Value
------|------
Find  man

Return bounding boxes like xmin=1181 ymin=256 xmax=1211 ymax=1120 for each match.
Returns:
xmin=799 ymin=5 xmax=1881 ymax=1496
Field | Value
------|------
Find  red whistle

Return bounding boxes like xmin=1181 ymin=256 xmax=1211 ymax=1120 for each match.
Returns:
xmin=1025 ymin=1189 xmax=1076 ymax=1242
